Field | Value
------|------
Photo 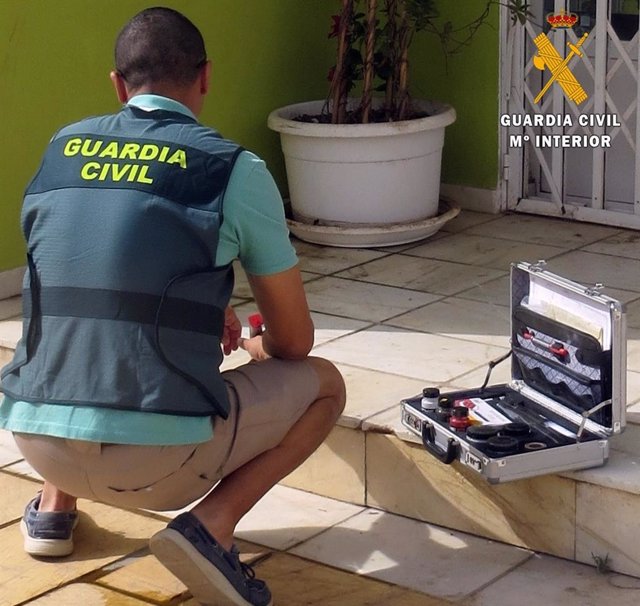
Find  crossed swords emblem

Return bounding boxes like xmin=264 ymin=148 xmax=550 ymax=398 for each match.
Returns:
xmin=533 ymin=32 xmax=589 ymax=104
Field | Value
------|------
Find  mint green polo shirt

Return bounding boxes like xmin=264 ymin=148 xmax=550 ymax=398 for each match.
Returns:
xmin=0 ymin=94 xmax=297 ymax=445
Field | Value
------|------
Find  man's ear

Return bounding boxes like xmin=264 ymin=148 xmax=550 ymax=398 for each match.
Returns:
xmin=110 ymin=70 xmax=129 ymax=103
xmin=200 ymin=60 xmax=212 ymax=95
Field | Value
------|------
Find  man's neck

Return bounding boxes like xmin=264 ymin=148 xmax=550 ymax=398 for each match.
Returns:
xmin=126 ymin=85 xmax=200 ymax=117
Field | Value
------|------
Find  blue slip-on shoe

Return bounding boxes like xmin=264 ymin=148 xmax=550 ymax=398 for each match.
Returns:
xmin=20 ymin=494 xmax=79 ymax=557
xmin=150 ymin=512 xmax=273 ymax=606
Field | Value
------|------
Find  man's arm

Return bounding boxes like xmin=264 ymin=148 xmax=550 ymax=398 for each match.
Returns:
xmin=241 ymin=265 xmax=314 ymax=360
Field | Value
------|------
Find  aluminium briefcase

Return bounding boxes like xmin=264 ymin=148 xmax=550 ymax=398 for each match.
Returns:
xmin=400 ymin=260 xmax=627 ymax=483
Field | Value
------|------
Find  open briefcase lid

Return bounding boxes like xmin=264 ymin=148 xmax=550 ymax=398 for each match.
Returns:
xmin=509 ymin=261 xmax=626 ymax=437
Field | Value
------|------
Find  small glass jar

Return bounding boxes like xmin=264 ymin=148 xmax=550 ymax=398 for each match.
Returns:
xmin=435 ymin=397 xmax=454 ymax=422
xmin=449 ymin=405 xmax=471 ymax=431
xmin=420 ymin=387 xmax=440 ymax=412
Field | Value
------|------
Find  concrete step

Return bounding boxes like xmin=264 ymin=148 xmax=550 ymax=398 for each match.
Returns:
xmin=281 ymin=408 xmax=640 ymax=578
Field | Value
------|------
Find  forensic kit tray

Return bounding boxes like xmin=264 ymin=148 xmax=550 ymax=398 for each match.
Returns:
xmin=400 ymin=260 xmax=626 ymax=483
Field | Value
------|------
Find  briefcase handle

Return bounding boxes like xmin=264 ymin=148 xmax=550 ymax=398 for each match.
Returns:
xmin=421 ymin=421 xmax=459 ymax=465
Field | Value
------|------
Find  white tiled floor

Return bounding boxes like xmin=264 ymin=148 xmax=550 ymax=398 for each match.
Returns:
xmin=237 ymin=485 xmax=640 ymax=605
xmin=290 ymin=507 xmax=532 ymax=600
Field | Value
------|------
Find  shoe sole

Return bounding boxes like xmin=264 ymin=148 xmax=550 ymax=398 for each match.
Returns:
xmin=150 ymin=528 xmax=273 ymax=606
xmin=20 ymin=520 xmax=74 ymax=557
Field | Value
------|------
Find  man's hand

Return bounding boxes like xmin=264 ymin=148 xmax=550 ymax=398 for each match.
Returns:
xmin=246 ymin=266 xmax=314 ymax=360
xmin=238 ymin=334 xmax=270 ymax=361
xmin=221 ymin=306 xmax=242 ymax=355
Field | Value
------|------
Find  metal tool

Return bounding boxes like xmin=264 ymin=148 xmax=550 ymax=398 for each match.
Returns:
xmin=522 ymin=329 xmax=569 ymax=362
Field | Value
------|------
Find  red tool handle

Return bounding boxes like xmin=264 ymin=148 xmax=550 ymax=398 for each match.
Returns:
xmin=522 ymin=329 xmax=569 ymax=361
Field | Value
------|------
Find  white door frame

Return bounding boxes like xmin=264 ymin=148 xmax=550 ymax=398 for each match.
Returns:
xmin=500 ymin=0 xmax=640 ymax=229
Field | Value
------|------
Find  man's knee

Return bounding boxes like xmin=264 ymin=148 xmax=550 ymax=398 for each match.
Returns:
xmin=308 ymin=356 xmax=346 ymax=417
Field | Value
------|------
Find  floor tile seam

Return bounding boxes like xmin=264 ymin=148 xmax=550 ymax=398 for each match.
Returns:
xmin=348 ymin=501 xmax=542 ymax=577
xmin=305 ymin=273 xmax=450 ymax=304
xmin=562 ymin=467 xmax=640 ymax=498
xmin=441 ymin=355 xmax=513 ymax=387
xmin=307 ymin=298 xmax=457 ymax=326
xmin=358 ymin=403 xmax=402 ymax=427
xmin=310 ymin=322 xmax=377 ymax=349
xmin=455 ymin=551 xmax=538 ymax=604
xmin=324 ymin=253 xmax=402 ymax=279
xmin=335 ymin=416 xmax=366 ymax=431
xmin=307 ymin=303 xmax=401 ymax=325
xmin=452 ymin=292 xmax=510 ymax=308
xmin=398 ymin=244 xmax=575 ymax=267
xmin=320 ymin=273 xmax=460 ymax=298
xmin=272 ymin=545 xmax=441 ymax=600
xmin=399 ymin=225 xmax=585 ymax=249
xmin=330 ymin=272 xmax=511 ymax=299
xmin=91 ymin=578 xmax=178 ymax=606
xmin=0 ymin=466 xmax=42 ymax=485
xmin=572 ymin=228 xmax=632 ymax=251
xmin=0 ymin=457 xmax=25 ymax=470
xmin=310 ymin=355 xmax=497 ymax=388
xmin=561 ymin=463 xmax=640 ymax=493
xmin=309 ymin=250 xmax=407 ymax=278
xmin=329 ymin=360 xmax=420 ymax=382
xmin=11 ymin=549 xmax=163 ymax=606
xmin=373 ymin=238 xmax=454 ymax=255
xmin=298 ymin=272 xmax=328 ymax=284
xmin=556 ymin=247 xmax=640 ymax=265
xmin=281 ymin=507 xmax=368 ymax=554
xmin=71 ymin=545 xmax=153 ymax=586
xmin=379 ymin=318 xmax=512 ymax=348
xmin=464 ymin=212 xmax=625 ymax=237
xmin=365 ymin=295 xmax=453 ymax=325
xmin=0 ymin=517 xmax=20 ymax=531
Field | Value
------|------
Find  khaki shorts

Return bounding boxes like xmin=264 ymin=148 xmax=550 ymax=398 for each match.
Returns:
xmin=14 ymin=358 xmax=320 ymax=511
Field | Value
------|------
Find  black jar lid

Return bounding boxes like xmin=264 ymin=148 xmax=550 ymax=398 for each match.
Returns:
xmin=486 ymin=435 xmax=520 ymax=455
xmin=437 ymin=397 xmax=453 ymax=409
xmin=422 ymin=387 xmax=440 ymax=398
xmin=466 ymin=425 xmax=501 ymax=441
xmin=451 ymin=406 xmax=469 ymax=418
xmin=501 ymin=422 xmax=531 ymax=437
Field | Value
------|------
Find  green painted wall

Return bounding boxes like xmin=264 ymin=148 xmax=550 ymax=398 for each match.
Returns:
xmin=0 ymin=0 xmax=336 ymax=271
xmin=410 ymin=0 xmax=501 ymax=190
xmin=0 ymin=0 xmax=500 ymax=272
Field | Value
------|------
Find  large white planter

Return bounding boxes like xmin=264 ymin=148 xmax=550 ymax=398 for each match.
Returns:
xmin=268 ymin=99 xmax=457 ymax=247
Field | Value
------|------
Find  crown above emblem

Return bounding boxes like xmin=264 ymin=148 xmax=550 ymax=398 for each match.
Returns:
xmin=546 ymin=10 xmax=578 ymax=28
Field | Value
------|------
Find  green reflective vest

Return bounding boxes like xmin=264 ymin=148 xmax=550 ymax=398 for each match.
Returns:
xmin=1 ymin=106 xmax=243 ymax=418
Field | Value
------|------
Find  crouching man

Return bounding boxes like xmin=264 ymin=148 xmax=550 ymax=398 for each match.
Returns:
xmin=0 ymin=7 xmax=345 ymax=606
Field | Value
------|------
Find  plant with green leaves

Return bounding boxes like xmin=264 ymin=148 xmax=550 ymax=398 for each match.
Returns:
xmin=327 ymin=0 xmax=532 ymax=123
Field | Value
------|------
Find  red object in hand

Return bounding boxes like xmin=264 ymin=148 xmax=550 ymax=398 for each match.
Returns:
xmin=248 ymin=313 xmax=264 ymax=337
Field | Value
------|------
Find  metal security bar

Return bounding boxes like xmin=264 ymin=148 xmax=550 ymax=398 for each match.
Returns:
xmin=501 ymin=0 xmax=640 ymax=228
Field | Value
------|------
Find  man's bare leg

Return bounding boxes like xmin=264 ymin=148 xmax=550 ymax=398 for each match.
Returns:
xmin=190 ymin=357 xmax=345 ymax=550
xmin=39 ymin=482 xmax=77 ymax=512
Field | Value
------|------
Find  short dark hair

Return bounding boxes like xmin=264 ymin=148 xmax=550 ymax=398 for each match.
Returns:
xmin=115 ymin=7 xmax=206 ymax=89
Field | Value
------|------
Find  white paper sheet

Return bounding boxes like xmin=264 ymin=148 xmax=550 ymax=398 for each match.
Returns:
xmin=524 ymin=274 xmax=610 ymax=349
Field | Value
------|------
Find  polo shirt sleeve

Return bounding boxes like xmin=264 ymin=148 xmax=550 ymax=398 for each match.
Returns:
xmin=216 ymin=151 xmax=298 ymax=275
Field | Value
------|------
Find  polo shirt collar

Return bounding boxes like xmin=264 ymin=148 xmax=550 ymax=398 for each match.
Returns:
xmin=127 ymin=94 xmax=197 ymax=121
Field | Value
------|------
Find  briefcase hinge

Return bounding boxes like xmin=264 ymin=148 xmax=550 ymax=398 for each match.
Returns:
xmin=585 ymin=283 xmax=605 ymax=297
